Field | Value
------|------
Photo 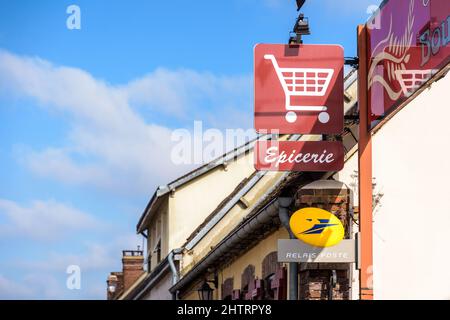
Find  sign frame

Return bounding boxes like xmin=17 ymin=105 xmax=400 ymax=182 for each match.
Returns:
xmin=367 ymin=0 xmax=450 ymax=130
xmin=254 ymin=43 xmax=344 ymax=135
xmin=277 ymin=239 xmax=358 ymax=264
xmin=254 ymin=140 xmax=344 ymax=172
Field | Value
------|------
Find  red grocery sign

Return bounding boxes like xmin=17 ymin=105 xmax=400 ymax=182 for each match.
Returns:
xmin=254 ymin=44 xmax=344 ymax=134
xmin=368 ymin=0 xmax=450 ymax=129
xmin=254 ymin=140 xmax=344 ymax=172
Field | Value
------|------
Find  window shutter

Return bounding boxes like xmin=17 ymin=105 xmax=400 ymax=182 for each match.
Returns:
xmin=272 ymin=266 xmax=287 ymax=300
xmin=232 ymin=289 xmax=241 ymax=300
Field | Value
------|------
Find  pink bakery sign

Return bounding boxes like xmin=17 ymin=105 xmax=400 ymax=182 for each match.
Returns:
xmin=367 ymin=0 xmax=450 ymax=129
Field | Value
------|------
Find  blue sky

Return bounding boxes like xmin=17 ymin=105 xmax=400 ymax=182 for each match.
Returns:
xmin=0 ymin=0 xmax=381 ymax=299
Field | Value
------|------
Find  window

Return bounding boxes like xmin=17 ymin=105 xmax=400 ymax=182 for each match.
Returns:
xmin=241 ymin=265 xmax=255 ymax=300
xmin=264 ymin=274 xmax=276 ymax=300
xmin=251 ymin=279 xmax=264 ymax=300
xmin=146 ymin=250 xmax=152 ymax=271
xmin=262 ymin=252 xmax=287 ymax=300
xmin=272 ymin=267 xmax=287 ymax=300
xmin=146 ymin=235 xmax=152 ymax=271
xmin=153 ymin=237 xmax=161 ymax=264
xmin=221 ymin=278 xmax=233 ymax=300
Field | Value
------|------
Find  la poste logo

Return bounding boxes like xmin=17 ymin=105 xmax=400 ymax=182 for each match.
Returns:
xmin=254 ymin=44 xmax=344 ymax=134
xmin=289 ymin=207 xmax=344 ymax=247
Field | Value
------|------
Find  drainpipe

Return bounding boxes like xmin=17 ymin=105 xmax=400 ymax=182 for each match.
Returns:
xmin=169 ymin=198 xmax=281 ymax=295
xmin=328 ymin=270 xmax=337 ymax=300
xmin=168 ymin=248 xmax=182 ymax=300
xmin=278 ymin=197 xmax=297 ymax=300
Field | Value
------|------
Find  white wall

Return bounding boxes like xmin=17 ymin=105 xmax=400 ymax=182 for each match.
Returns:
xmin=333 ymin=150 xmax=360 ymax=300
xmin=372 ymin=71 xmax=450 ymax=299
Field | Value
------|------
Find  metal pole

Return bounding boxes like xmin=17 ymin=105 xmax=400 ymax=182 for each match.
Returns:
xmin=278 ymin=198 xmax=298 ymax=300
xmin=289 ymin=262 xmax=298 ymax=300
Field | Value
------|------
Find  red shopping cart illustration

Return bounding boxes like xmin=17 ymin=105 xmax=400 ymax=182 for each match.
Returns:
xmin=395 ymin=69 xmax=437 ymax=97
xmin=264 ymin=54 xmax=334 ymax=124
xmin=254 ymin=44 xmax=343 ymax=135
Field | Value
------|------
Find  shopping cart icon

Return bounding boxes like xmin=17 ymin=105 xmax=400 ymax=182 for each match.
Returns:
xmin=395 ymin=69 xmax=437 ymax=97
xmin=264 ymin=54 xmax=334 ymax=124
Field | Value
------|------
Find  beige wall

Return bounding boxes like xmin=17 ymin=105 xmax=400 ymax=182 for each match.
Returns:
xmin=219 ymin=228 xmax=289 ymax=292
xmin=371 ymin=71 xmax=450 ymax=299
xmin=182 ymin=288 xmax=200 ymax=300
xmin=168 ymin=153 xmax=255 ymax=252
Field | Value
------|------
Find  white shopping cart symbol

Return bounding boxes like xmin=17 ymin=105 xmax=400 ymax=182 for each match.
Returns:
xmin=264 ymin=54 xmax=334 ymax=124
xmin=395 ymin=69 xmax=437 ymax=97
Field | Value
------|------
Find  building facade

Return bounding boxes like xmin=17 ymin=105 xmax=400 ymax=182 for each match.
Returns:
xmin=106 ymin=0 xmax=450 ymax=300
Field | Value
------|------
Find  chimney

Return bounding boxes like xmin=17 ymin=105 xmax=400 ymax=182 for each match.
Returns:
xmin=106 ymin=249 xmax=144 ymax=300
xmin=106 ymin=272 xmax=123 ymax=300
xmin=121 ymin=249 xmax=144 ymax=292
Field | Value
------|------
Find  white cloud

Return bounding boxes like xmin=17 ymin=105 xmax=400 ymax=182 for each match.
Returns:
xmin=123 ymin=68 xmax=252 ymax=123
xmin=0 ymin=274 xmax=34 ymax=299
xmin=18 ymin=243 xmax=116 ymax=271
xmin=19 ymin=147 xmax=111 ymax=187
xmin=0 ymin=272 xmax=74 ymax=300
xmin=0 ymin=199 xmax=101 ymax=241
xmin=0 ymin=49 xmax=253 ymax=298
xmin=0 ymin=50 xmax=252 ymax=195
xmin=0 ymin=232 xmax=142 ymax=299
xmin=6 ymin=232 xmax=141 ymax=272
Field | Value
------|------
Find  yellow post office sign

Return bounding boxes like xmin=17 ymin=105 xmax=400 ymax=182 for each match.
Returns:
xmin=289 ymin=207 xmax=345 ymax=247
